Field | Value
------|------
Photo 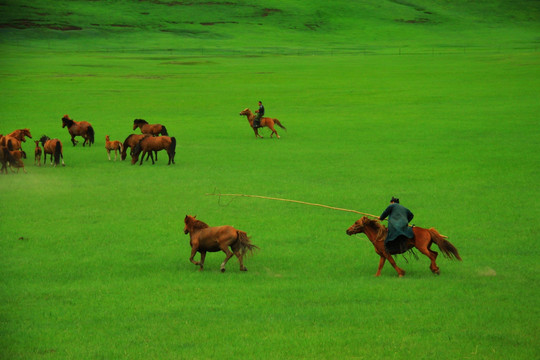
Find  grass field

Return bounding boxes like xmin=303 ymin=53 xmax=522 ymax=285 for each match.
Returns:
xmin=1 ymin=1 xmax=539 ymax=359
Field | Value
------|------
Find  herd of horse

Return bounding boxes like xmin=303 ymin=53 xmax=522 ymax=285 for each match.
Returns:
xmin=2 ymin=109 xmax=461 ymax=276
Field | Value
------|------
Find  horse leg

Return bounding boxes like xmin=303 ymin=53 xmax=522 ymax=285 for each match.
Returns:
xmin=199 ymin=251 xmax=207 ymax=271
xmin=385 ymin=255 xmax=406 ymax=277
xmin=268 ymin=124 xmax=279 ymax=139
xmin=375 ymin=255 xmax=386 ymax=277
xmin=107 ymin=149 xmax=111 ymax=161
xmin=189 ymin=247 xmax=202 ymax=268
xmin=417 ymin=242 xmax=440 ymax=275
xmin=71 ymin=135 xmax=77 ymax=146
xmin=220 ymin=247 xmax=234 ymax=273
xmin=231 ymin=243 xmax=247 ymax=271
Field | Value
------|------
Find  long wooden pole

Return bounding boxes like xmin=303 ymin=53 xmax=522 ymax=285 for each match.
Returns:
xmin=205 ymin=192 xmax=381 ymax=219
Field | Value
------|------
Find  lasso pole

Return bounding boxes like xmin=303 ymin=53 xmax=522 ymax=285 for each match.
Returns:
xmin=205 ymin=192 xmax=381 ymax=219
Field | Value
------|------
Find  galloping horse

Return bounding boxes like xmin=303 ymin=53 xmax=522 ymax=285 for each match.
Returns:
xmin=1 ymin=128 xmax=32 ymax=151
xmin=239 ymin=108 xmax=286 ymax=139
xmin=183 ymin=215 xmax=258 ymax=272
xmin=131 ymin=135 xmax=176 ymax=165
xmin=133 ymin=119 xmax=168 ymax=136
xmin=62 ymin=115 xmax=95 ymax=147
xmin=346 ymin=217 xmax=461 ymax=277
xmin=105 ymin=135 xmax=123 ymax=161
xmin=39 ymin=135 xmax=65 ymax=166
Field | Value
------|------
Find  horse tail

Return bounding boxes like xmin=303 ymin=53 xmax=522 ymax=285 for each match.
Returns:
xmin=170 ymin=136 xmax=176 ymax=153
xmin=274 ymin=119 xmax=286 ymax=131
xmin=161 ymin=125 xmax=168 ymax=136
xmin=428 ymin=228 xmax=462 ymax=261
xmin=87 ymin=125 xmax=95 ymax=145
xmin=54 ymin=140 xmax=61 ymax=165
xmin=236 ymin=230 xmax=259 ymax=257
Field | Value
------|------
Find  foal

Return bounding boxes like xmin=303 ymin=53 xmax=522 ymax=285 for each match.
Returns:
xmin=105 ymin=135 xmax=123 ymax=161
xmin=34 ymin=140 xmax=42 ymax=166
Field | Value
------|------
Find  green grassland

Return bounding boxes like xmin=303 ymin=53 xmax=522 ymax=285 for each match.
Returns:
xmin=1 ymin=1 xmax=539 ymax=359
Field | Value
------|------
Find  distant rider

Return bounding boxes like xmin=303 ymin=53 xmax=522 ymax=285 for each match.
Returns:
xmin=254 ymin=101 xmax=265 ymax=128
xmin=379 ymin=197 xmax=414 ymax=254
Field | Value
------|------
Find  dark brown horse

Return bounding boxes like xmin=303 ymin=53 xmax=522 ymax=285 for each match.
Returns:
xmin=1 ymin=128 xmax=32 ymax=151
xmin=131 ymin=135 xmax=176 ymax=165
xmin=346 ymin=216 xmax=461 ymax=277
xmin=62 ymin=115 xmax=95 ymax=147
xmin=39 ymin=135 xmax=65 ymax=166
xmin=133 ymin=119 xmax=168 ymax=136
xmin=183 ymin=215 xmax=258 ymax=272
xmin=239 ymin=108 xmax=286 ymax=139
xmin=121 ymin=134 xmax=156 ymax=161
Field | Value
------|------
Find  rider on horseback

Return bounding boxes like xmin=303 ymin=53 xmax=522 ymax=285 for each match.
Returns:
xmin=379 ymin=197 xmax=414 ymax=254
xmin=254 ymin=101 xmax=264 ymax=128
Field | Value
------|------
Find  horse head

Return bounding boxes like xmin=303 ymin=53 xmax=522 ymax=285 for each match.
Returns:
xmin=347 ymin=217 xmax=387 ymax=242
xmin=62 ymin=115 xmax=74 ymax=128
xmin=184 ymin=215 xmax=208 ymax=234
xmin=184 ymin=215 xmax=196 ymax=234
xmin=239 ymin=108 xmax=251 ymax=117
xmin=130 ymin=140 xmax=144 ymax=164
xmin=133 ymin=119 xmax=148 ymax=130
xmin=23 ymin=128 xmax=32 ymax=139
xmin=346 ymin=217 xmax=368 ymax=235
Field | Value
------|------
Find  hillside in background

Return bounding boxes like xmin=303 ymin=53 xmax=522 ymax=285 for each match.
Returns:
xmin=1 ymin=0 xmax=539 ymax=53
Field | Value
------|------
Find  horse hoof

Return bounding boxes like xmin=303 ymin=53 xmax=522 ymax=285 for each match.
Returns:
xmin=221 ymin=268 xmax=226 ymax=273
xmin=241 ymin=267 xmax=247 ymax=272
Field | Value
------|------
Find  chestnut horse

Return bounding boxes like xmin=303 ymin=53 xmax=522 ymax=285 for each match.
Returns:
xmin=239 ymin=108 xmax=286 ymax=139
xmin=1 ymin=128 xmax=32 ymax=151
xmin=183 ymin=215 xmax=258 ymax=272
xmin=121 ymin=134 xmax=157 ymax=161
xmin=105 ymin=135 xmax=123 ymax=161
xmin=39 ymin=135 xmax=65 ymax=166
xmin=346 ymin=216 xmax=461 ymax=277
xmin=131 ymin=135 xmax=176 ymax=165
xmin=133 ymin=119 xmax=168 ymax=136
xmin=62 ymin=115 xmax=95 ymax=147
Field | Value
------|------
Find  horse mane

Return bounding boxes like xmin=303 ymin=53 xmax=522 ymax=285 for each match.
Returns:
xmin=185 ymin=215 xmax=210 ymax=231
xmin=134 ymin=119 xmax=148 ymax=125
xmin=39 ymin=135 xmax=51 ymax=146
xmin=192 ymin=219 xmax=210 ymax=230
xmin=361 ymin=217 xmax=387 ymax=242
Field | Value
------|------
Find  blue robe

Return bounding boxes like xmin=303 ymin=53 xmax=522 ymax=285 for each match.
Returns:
xmin=379 ymin=203 xmax=414 ymax=244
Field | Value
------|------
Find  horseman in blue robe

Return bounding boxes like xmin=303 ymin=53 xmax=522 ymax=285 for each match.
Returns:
xmin=379 ymin=197 xmax=414 ymax=254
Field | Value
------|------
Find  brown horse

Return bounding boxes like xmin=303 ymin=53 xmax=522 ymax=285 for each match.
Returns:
xmin=131 ymin=135 xmax=176 ymax=165
xmin=0 ymin=138 xmax=26 ymax=173
xmin=183 ymin=215 xmax=258 ymax=272
xmin=133 ymin=119 xmax=168 ymax=136
xmin=346 ymin=216 xmax=461 ymax=277
xmin=39 ymin=135 xmax=65 ymax=166
xmin=34 ymin=140 xmax=42 ymax=166
xmin=62 ymin=115 xmax=95 ymax=147
xmin=121 ymin=134 xmax=157 ymax=161
xmin=105 ymin=135 xmax=123 ymax=161
xmin=239 ymin=108 xmax=286 ymax=139
xmin=1 ymin=128 xmax=32 ymax=151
